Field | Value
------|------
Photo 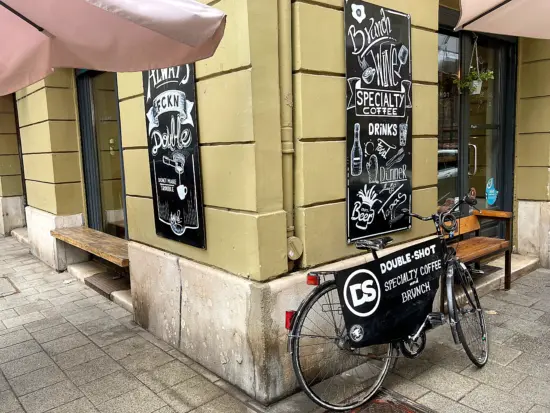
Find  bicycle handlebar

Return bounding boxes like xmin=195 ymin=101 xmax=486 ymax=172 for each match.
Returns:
xmin=389 ymin=209 xmax=430 ymax=226
xmin=389 ymin=191 xmax=479 ymax=227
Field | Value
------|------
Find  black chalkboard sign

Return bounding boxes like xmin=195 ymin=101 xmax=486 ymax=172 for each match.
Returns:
xmin=335 ymin=238 xmax=443 ymax=346
xmin=345 ymin=2 xmax=413 ymax=242
xmin=142 ymin=65 xmax=206 ymax=249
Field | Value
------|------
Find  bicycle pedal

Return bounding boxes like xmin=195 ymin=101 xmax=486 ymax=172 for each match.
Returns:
xmin=466 ymin=264 xmax=484 ymax=275
xmin=427 ymin=312 xmax=446 ymax=327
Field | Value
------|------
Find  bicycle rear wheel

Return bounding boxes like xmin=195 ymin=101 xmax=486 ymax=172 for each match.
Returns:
xmin=452 ymin=262 xmax=489 ymax=367
xmin=291 ymin=281 xmax=393 ymax=412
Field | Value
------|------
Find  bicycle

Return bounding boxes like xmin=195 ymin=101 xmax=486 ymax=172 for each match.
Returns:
xmin=285 ymin=191 xmax=489 ymax=412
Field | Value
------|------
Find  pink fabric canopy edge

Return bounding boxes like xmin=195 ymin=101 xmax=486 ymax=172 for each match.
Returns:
xmin=0 ymin=0 xmax=226 ymax=95
xmin=456 ymin=0 xmax=550 ymax=40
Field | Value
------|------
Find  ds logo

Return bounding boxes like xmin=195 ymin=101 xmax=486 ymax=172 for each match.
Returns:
xmin=343 ymin=269 xmax=381 ymax=317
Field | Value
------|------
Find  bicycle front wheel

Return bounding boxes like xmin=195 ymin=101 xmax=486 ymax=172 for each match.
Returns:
xmin=452 ymin=262 xmax=489 ymax=367
xmin=291 ymin=281 xmax=393 ymax=412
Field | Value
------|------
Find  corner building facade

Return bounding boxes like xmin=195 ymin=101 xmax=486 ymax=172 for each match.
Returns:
xmin=0 ymin=0 xmax=546 ymax=404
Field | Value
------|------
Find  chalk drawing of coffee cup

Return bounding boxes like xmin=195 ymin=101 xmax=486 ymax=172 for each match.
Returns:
xmin=163 ymin=152 xmax=188 ymax=201
xmin=177 ymin=185 xmax=188 ymax=200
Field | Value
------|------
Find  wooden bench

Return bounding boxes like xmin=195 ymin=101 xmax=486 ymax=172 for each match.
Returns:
xmin=51 ymin=226 xmax=129 ymax=267
xmin=449 ymin=210 xmax=512 ymax=290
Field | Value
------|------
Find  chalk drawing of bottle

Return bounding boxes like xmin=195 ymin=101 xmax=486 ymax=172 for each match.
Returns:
xmin=351 ymin=123 xmax=363 ymax=177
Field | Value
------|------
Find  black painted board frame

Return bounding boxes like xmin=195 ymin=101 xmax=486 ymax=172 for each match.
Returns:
xmin=345 ymin=1 xmax=413 ymax=243
xmin=142 ymin=65 xmax=206 ymax=249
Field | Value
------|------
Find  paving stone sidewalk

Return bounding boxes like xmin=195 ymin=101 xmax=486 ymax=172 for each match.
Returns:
xmin=1 ymin=233 xmax=550 ymax=413
xmin=271 ymin=266 xmax=550 ymax=413
xmin=382 ymin=267 xmax=550 ymax=413
xmin=0 ymin=236 xmax=264 ymax=413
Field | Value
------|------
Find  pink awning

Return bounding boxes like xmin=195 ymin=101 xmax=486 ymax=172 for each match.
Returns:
xmin=456 ymin=0 xmax=550 ymax=39
xmin=0 ymin=0 xmax=226 ymax=96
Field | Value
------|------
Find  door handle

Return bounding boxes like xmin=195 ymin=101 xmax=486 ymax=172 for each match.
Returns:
xmin=468 ymin=143 xmax=478 ymax=176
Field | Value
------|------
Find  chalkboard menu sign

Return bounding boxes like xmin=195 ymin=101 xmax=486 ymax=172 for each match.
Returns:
xmin=142 ymin=65 xmax=206 ymax=249
xmin=345 ymin=2 xmax=413 ymax=242
xmin=335 ymin=238 xmax=443 ymax=346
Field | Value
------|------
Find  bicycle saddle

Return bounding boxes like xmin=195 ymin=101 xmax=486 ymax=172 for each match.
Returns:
xmin=355 ymin=236 xmax=393 ymax=251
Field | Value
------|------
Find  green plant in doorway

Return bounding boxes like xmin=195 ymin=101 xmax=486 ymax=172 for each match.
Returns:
xmin=453 ymin=34 xmax=494 ymax=95
xmin=453 ymin=67 xmax=494 ymax=94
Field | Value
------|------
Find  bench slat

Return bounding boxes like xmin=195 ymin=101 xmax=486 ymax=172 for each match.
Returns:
xmin=456 ymin=215 xmax=480 ymax=235
xmin=473 ymin=210 xmax=513 ymax=219
xmin=442 ymin=215 xmax=480 ymax=237
xmin=454 ymin=237 xmax=509 ymax=263
xmin=51 ymin=227 xmax=129 ymax=267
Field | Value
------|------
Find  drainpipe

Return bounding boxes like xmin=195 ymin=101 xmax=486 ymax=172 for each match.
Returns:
xmin=12 ymin=94 xmax=27 ymax=207
xmin=278 ymin=0 xmax=303 ymax=265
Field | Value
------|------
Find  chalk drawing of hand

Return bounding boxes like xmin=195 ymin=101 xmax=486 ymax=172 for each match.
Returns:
xmin=367 ymin=154 xmax=379 ymax=184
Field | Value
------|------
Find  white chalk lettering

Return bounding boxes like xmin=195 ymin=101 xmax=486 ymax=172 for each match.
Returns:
xmin=384 ymin=268 xmax=417 ymax=292
xmin=419 ymin=259 xmax=442 ymax=276
xmin=366 ymin=9 xmax=392 ymax=45
xmin=369 ymin=123 xmax=398 ymax=137
xmin=150 ymin=116 xmax=192 ymax=156
xmin=379 ymin=165 xmax=407 ymax=183
xmin=401 ymin=281 xmax=431 ymax=303
xmin=413 ymin=245 xmax=437 ymax=260
xmin=347 ymin=9 xmax=392 ymax=57
xmin=380 ymin=253 xmax=412 ymax=274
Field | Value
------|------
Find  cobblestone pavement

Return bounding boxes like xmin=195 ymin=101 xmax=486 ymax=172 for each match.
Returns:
xmin=1 ymin=233 xmax=550 ymax=413
xmin=0 ymin=237 xmax=264 ymax=413
xmin=382 ymin=267 xmax=550 ymax=413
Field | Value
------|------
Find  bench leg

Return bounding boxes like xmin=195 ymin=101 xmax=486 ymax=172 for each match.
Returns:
xmin=504 ymin=250 xmax=511 ymax=290
xmin=475 ymin=262 xmax=481 ymax=271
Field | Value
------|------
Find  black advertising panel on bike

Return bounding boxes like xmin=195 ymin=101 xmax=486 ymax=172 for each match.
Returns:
xmin=345 ymin=1 xmax=413 ymax=242
xmin=142 ymin=65 xmax=206 ymax=249
xmin=335 ymin=239 xmax=444 ymax=346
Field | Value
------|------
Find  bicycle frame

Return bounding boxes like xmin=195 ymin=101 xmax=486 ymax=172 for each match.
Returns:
xmin=406 ymin=197 xmax=474 ymax=346
xmin=286 ymin=195 xmax=476 ymax=353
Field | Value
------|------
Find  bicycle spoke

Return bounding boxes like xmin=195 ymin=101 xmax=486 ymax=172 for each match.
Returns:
xmin=325 ymin=289 xmax=340 ymax=335
xmin=292 ymin=282 xmax=392 ymax=411
xmin=453 ymin=265 xmax=488 ymax=366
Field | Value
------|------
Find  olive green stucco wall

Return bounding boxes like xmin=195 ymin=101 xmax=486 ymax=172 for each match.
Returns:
xmin=293 ymin=0 xmax=439 ymax=267
xmin=114 ymin=0 xmax=440 ymax=281
xmin=0 ymin=95 xmax=23 ymax=198
xmin=15 ymin=70 xmax=84 ymax=216
xmin=516 ymin=39 xmax=550 ymax=201
xmin=119 ymin=0 xmax=288 ymax=282
xmin=11 ymin=1 xmax=536 ymax=281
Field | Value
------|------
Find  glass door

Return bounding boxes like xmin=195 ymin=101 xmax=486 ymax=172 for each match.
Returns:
xmin=467 ymin=37 xmax=501 ymax=211
xmin=76 ymin=71 xmax=127 ymax=239
xmin=438 ymin=31 xmax=516 ymax=237
xmin=438 ymin=34 xmax=460 ymax=202
xmin=464 ymin=34 xmax=515 ymax=237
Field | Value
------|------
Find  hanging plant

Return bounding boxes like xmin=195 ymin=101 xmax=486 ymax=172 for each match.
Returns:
xmin=453 ymin=68 xmax=494 ymax=94
xmin=452 ymin=35 xmax=494 ymax=95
